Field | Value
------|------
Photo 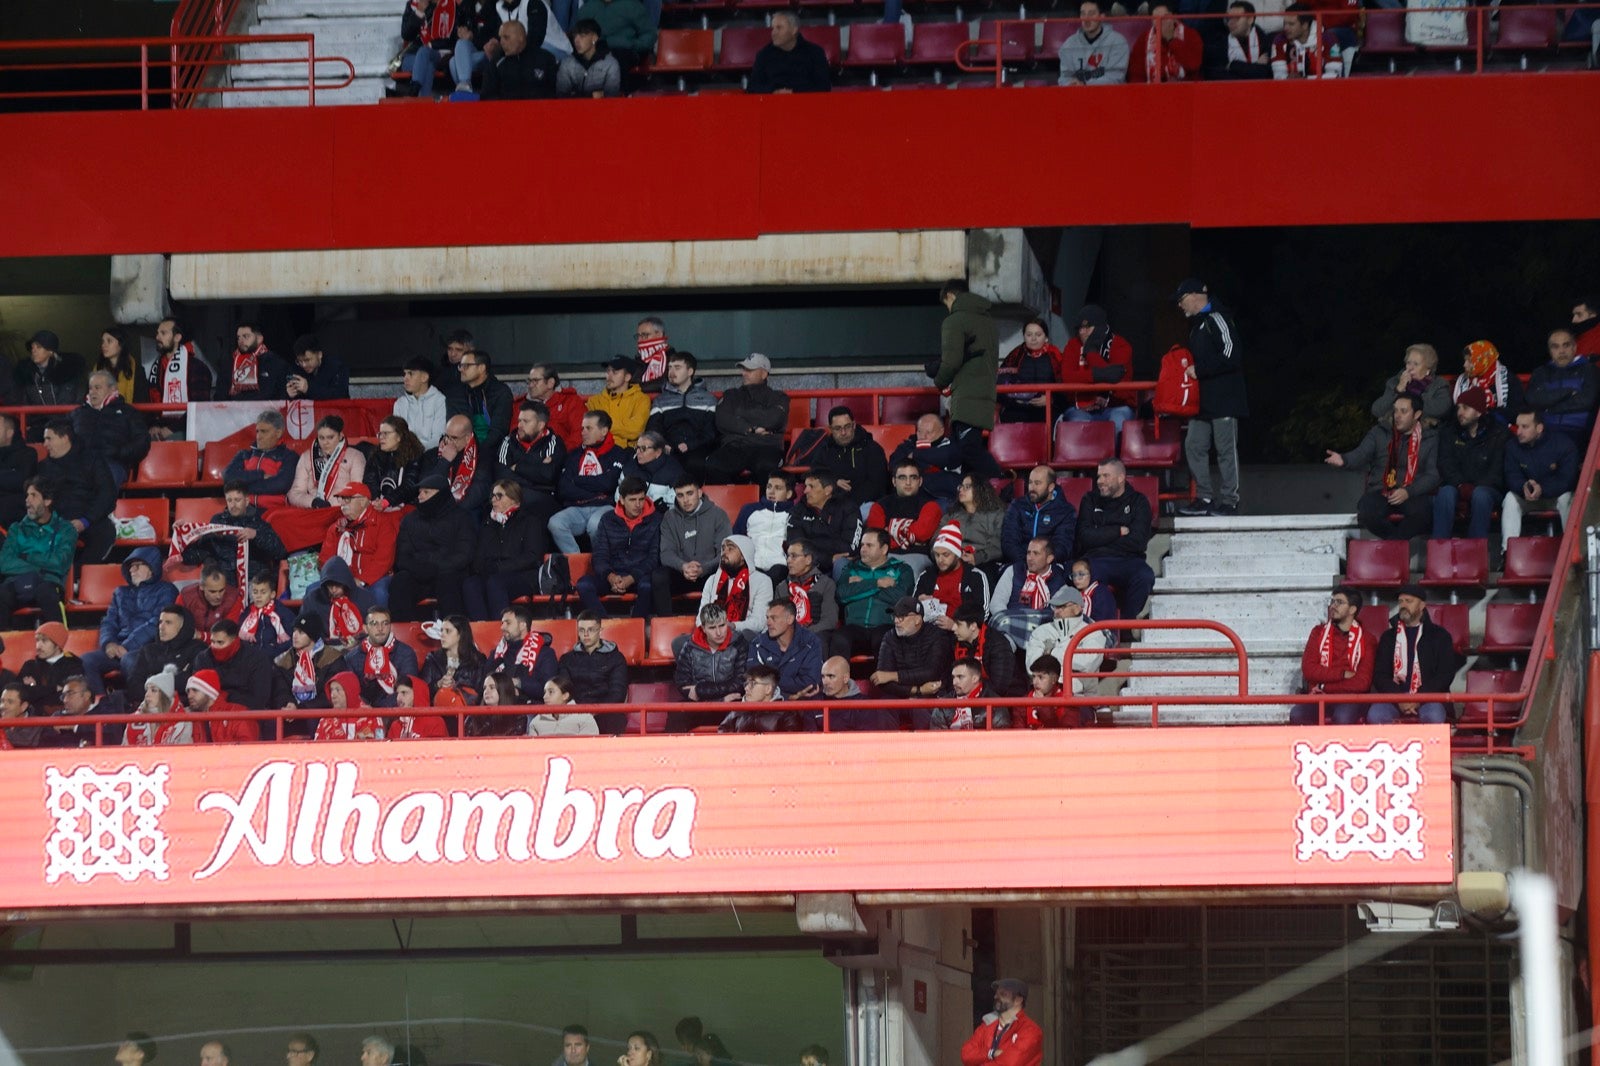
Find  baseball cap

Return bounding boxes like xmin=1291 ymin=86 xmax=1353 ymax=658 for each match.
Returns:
xmin=333 ymin=483 xmax=372 ymax=500
xmin=891 ymin=596 xmax=921 ymax=618
xmin=1050 ymin=586 xmax=1085 ymax=609
xmin=1172 ymin=277 xmax=1207 ymax=302
xmin=992 ymin=978 xmax=1028 ymax=999
xmin=27 ymin=330 xmax=60 ymax=351
xmin=738 ymin=353 xmax=772 ymax=371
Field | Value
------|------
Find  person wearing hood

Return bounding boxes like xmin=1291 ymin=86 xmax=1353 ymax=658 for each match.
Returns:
xmin=998 ymin=318 xmax=1061 ymax=424
xmin=1024 ymin=585 xmax=1109 ymax=695
xmin=82 ymin=546 xmax=176 ymax=695
xmin=183 ymin=480 xmax=288 ymax=580
xmin=314 ymin=672 xmax=386 ymax=741
xmin=299 ymin=556 xmax=377 ymax=648
xmin=934 ymin=279 xmax=999 ymax=479
xmin=0 ymin=478 xmax=76 ymax=629
xmin=39 ymin=417 xmax=118 ymax=563
xmin=578 ymin=476 xmax=663 ymax=617
xmin=888 ymin=414 xmax=963 ymax=503
xmin=71 ymin=370 xmax=148 ymax=484
xmin=551 ymin=410 xmax=626 ymax=554
xmin=705 ymin=354 xmax=790 ymax=486
xmin=559 ymin=610 xmax=628 ymax=733
xmin=621 ymin=432 xmax=685 ymax=507
xmin=276 ymin=614 xmax=347 ymax=732
xmin=775 ymin=539 xmax=842 ymax=657
xmin=0 ymin=411 xmax=38 ymax=527
xmin=557 ymin=18 xmax=622 ymax=96
xmin=464 ymin=478 xmax=551 ymax=621
xmin=1058 ymin=0 xmax=1129 ymax=84
xmin=343 ymin=606 xmax=420 ymax=709
xmin=196 ymin=618 xmax=282 ymax=718
xmin=123 ymin=605 xmax=206 ymax=698
xmin=645 ymin=351 xmax=717 ymax=472
xmin=285 ymin=335 xmax=351 ymax=401
xmin=1451 ymin=340 xmax=1524 ymax=428
xmin=734 ymin=472 xmax=796 ymax=579
xmin=675 ymin=603 xmax=750 ymax=721
xmin=15 ymin=329 xmax=87 ymax=412
xmin=810 ymin=407 xmax=889 ymax=510
xmin=1057 ymin=305 xmax=1135 ymax=433
xmin=656 ymin=478 xmax=733 ymax=617
xmin=186 ymin=668 xmax=259 ymax=744
xmin=699 ymin=534 xmax=773 ymax=637
xmin=176 ymin=564 xmax=244 ymax=636
xmin=390 ymin=674 xmax=449 ymax=739
xmin=1368 ymin=586 xmax=1461 ymax=725
xmin=388 ymin=474 xmax=476 ymax=622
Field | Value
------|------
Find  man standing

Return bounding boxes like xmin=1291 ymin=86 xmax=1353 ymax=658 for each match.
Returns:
xmin=705 ymin=353 xmax=790 ymax=485
xmin=1369 ymin=586 xmax=1460 ymax=725
xmin=1431 ymin=388 xmax=1506 ymax=541
xmin=934 ymin=279 xmax=999 ymax=479
xmin=1057 ymin=0 xmax=1129 ymax=84
xmin=1293 ymin=585 xmax=1375 ymax=725
xmin=1525 ymin=328 xmax=1599 ymax=447
xmin=1174 ymin=278 xmax=1247 ymax=516
xmin=0 ymin=479 xmax=76 ymax=628
xmin=811 ymin=406 xmax=890 ymax=510
xmin=960 ymin=979 xmax=1043 ymax=1066
xmin=747 ymin=11 xmax=831 ymax=93
xmin=150 ymin=316 xmax=214 ymax=409
xmin=655 ymin=478 xmax=732 ymax=617
xmin=1325 ymin=393 xmax=1438 ymax=540
xmin=1076 ymin=458 xmax=1155 ymax=620
xmin=224 ymin=322 xmax=289 ymax=402
xmin=286 ymin=335 xmax=352 ymax=400
xmin=587 ymin=356 xmax=650 ymax=450
xmin=1502 ymin=407 xmax=1579 ymax=549
xmin=449 ymin=348 xmax=515 ymax=452
xmin=646 ymin=351 xmax=718 ymax=474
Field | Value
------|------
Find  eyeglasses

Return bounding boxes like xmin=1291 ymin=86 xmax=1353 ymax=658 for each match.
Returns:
xmin=490 ymin=491 xmax=507 ymax=498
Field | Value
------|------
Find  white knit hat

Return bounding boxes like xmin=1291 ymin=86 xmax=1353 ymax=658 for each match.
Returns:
xmin=932 ymin=523 xmax=964 ymax=558
xmin=146 ymin=664 xmax=178 ymax=701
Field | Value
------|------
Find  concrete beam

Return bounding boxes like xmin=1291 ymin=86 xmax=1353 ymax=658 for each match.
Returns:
xmin=168 ymin=231 xmax=968 ymax=301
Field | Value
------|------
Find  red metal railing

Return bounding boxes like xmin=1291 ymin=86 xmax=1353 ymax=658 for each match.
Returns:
xmin=171 ymin=0 xmax=245 ymax=107
xmin=955 ymin=4 xmax=1595 ymax=89
xmin=0 ymin=35 xmax=355 ymax=110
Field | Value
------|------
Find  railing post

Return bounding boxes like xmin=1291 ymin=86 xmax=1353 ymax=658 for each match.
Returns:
xmin=308 ymin=36 xmax=316 ymax=106
xmin=1475 ymin=5 xmax=1484 ymax=73
xmin=994 ymin=21 xmax=1004 ymax=88
xmin=140 ymin=44 xmax=149 ymax=109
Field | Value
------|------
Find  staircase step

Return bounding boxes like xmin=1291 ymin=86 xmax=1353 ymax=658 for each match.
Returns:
xmin=1108 ymin=705 xmax=1292 ymax=726
xmin=1161 ymin=551 xmax=1342 ymax=578
xmin=221 ymin=77 xmax=387 ymax=105
xmin=1154 ymin=573 xmax=1339 ymax=593
xmin=1149 ymin=590 xmax=1330 ymax=624
xmin=248 ymin=15 xmax=396 ymax=35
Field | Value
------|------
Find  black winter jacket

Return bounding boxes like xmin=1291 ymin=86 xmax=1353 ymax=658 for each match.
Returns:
xmin=812 ymin=427 xmax=890 ymax=506
xmin=497 ymin=429 xmax=565 ymax=503
xmin=448 ymin=373 xmax=515 ymax=453
xmin=39 ymin=446 xmax=117 ymax=526
xmin=1437 ymin=420 xmax=1508 ymax=492
xmin=473 ymin=505 xmax=549 ymax=579
xmin=674 ymin=628 xmax=749 ymax=702
xmin=787 ymin=498 xmax=862 ymax=559
xmin=1186 ymin=302 xmax=1247 ymax=419
xmin=875 ymin=624 xmax=953 ymax=698
xmin=0 ymin=440 xmax=39 ymax=525
xmin=71 ymin=396 xmax=149 ymax=471
xmin=363 ymin=448 xmax=425 ymax=509
xmin=1076 ymin=486 xmax=1153 ymax=560
xmin=395 ymin=491 xmax=477 ymax=577
xmin=559 ymin=640 xmax=629 ymax=705
xmin=1371 ymin=609 xmax=1461 ymax=698
xmin=15 ymin=352 xmax=87 ymax=408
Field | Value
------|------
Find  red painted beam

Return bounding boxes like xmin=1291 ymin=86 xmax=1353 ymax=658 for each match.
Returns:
xmin=3 ymin=74 xmax=1596 ymax=258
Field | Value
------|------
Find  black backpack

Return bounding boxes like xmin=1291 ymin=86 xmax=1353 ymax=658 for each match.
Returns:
xmin=537 ymin=553 xmax=571 ymax=596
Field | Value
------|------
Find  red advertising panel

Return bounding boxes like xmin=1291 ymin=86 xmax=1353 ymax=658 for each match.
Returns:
xmin=0 ymin=728 xmax=1452 ymax=910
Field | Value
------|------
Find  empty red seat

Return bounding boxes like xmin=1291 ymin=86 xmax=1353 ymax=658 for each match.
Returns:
xmin=1343 ymin=539 xmax=1408 ymax=591
xmin=974 ymin=17 xmax=1032 ymax=62
xmin=1111 ymin=16 xmax=1147 ymax=48
xmin=907 ymin=21 xmax=973 ymax=65
xmin=173 ymin=496 xmax=224 ymax=529
xmin=807 ymin=24 xmax=843 ymax=65
xmin=1119 ymin=419 xmax=1184 ymax=470
xmin=1420 ymin=538 xmax=1489 ymax=591
xmin=603 ymin=617 xmax=647 ymax=666
xmin=1460 ymin=668 xmax=1523 ymax=729
xmin=542 ymin=618 xmax=578 ymax=654
xmin=1055 ymin=476 xmax=1094 ymax=512
xmin=650 ymin=29 xmax=715 ymax=73
xmin=1051 ymin=420 xmax=1115 ymax=470
xmin=879 ymin=392 xmax=937 ymax=423
xmin=468 ymin=620 xmax=502 ymax=652
xmin=1127 ymin=475 xmax=1160 ymax=515
xmin=1360 ymin=8 xmax=1411 ymax=57
xmin=131 ymin=440 xmax=199 ymax=490
xmin=75 ymin=564 xmax=125 ymax=610
xmin=622 ymin=682 xmax=675 ymax=735
xmin=1500 ymin=536 xmax=1559 ymax=588
xmin=0 ymin=632 xmax=32 ymax=674
xmin=845 ymin=22 xmax=908 ymax=66
xmin=703 ymin=483 xmax=758 ymax=517
xmin=1357 ymin=603 xmax=1393 ymax=635
xmin=1429 ymin=602 xmax=1470 ymax=655
xmin=865 ymin=423 xmax=915 ymax=458
xmin=1479 ymin=602 xmax=1541 ymax=656
xmin=990 ymin=422 xmax=1049 ymax=471
xmin=1492 ymin=5 xmax=1557 ymax=52
xmin=1037 ymin=18 xmax=1079 ymax=59
xmin=647 ymin=615 xmax=697 ymax=666
xmin=199 ymin=441 xmax=234 ymax=488
xmin=813 ymin=393 xmax=875 ymax=427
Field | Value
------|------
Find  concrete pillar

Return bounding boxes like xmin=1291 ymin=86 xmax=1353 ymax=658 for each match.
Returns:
xmin=109 ymin=254 xmax=168 ymax=325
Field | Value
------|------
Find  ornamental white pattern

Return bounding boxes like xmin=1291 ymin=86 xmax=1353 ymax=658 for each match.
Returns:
xmin=1293 ymin=740 xmax=1425 ymax=862
xmin=44 ymin=765 xmax=171 ymax=884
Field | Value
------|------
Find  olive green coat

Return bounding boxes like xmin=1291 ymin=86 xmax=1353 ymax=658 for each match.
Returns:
xmin=935 ymin=292 xmax=999 ymax=429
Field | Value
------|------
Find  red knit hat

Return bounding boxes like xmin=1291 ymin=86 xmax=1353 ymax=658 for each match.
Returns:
xmin=186 ymin=668 xmax=223 ymax=701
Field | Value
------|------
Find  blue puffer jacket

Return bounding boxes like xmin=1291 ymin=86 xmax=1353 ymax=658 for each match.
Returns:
xmin=98 ymin=546 xmax=177 ymax=651
xmin=591 ymin=502 xmax=663 ymax=581
xmin=1000 ymin=488 xmax=1076 ymax=566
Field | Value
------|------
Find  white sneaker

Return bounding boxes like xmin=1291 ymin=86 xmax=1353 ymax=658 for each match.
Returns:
xmin=455 ymin=81 xmax=472 ymax=92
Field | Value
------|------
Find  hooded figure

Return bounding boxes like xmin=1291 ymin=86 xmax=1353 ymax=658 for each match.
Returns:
xmin=1452 ymin=340 xmax=1525 ymax=425
xmin=314 ymin=671 xmax=386 ymax=741
xmin=390 ymin=674 xmax=449 ymax=739
xmin=699 ymin=534 xmax=774 ymax=636
xmin=1057 ymin=304 xmax=1135 ymax=419
xmin=298 ymin=556 xmax=375 ymax=647
xmin=82 ymin=545 xmax=177 ymax=695
xmin=123 ymin=605 xmax=206 ymax=697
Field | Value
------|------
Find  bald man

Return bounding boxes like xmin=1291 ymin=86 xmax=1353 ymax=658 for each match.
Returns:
xmin=481 ymin=18 xmax=558 ymax=99
xmin=817 ymin=654 xmax=897 ymax=732
xmin=426 ymin=414 xmax=494 ymax=515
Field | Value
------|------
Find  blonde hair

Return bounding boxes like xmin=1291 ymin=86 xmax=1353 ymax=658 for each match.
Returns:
xmin=1405 ymin=343 xmax=1439 ymax=373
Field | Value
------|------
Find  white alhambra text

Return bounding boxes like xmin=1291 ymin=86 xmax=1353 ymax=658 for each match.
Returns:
xmin=193 ymin=756 xmax=697 ymax=878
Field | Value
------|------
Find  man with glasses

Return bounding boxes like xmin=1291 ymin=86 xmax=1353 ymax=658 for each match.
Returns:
xmin=285 ymin=1036 xmax=319 ymax=1066
xmin=521 ymin=362 xmax=586 ymax=450
xmin=343 ymin=606 xmax=419 ymax=709
xmin=426 ymin=414 xmax=495 ymax=516
xmin=866 ymin=460 xmax=943 ymax=583
xmin=447 ymin=349 xmax=514 ymax=453
xmin=810 ymin=405 xmax=889 ymax=510
xmin=1293 ymin=585 xmax=1375 ymax=725
xmin=635 ymin=316 xmax=672 ymax=391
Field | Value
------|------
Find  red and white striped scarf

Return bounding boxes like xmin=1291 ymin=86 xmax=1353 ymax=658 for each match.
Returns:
xmin=240 ymin=603 xmax=289 ymax=644
xmin=360 ymin=637 xmax=398 ymax=695
xmin=314 ymin=715 xmax=385 ymax=741
xmin=637 ymin=335 xmax=670 ymax=384
xmin=788 ymin=573 xmax=815 ymax=626
xmin=449 ymin=438 xmax=477 ymax=502
xmin=1020 ymin=570 xmax=1050 ymax=610
xmin=1144 ymin=21 xmax=1190 ymax=82
xmin=232 ymin=343 xmax=265 ymax=392
xmin=161 ymin=342 xmax=196 ymax=403
xmin=494 ymin=630 xmax=547 ymax=669
xmin=328 ymin=596 xmax=363 ymax=643
xmin=949 ymin=681 xmax=984 ymax=730
xmin=1317 ymin=620 xmax=1364 ymax=672
xmin=712 ymin=565 xmax=751 ymax=623
xmin=292 ymin=646 xmax=322 ymax=703
xmin=168 ymin=520 xmax=249 ymax=589
xmin=313 ymin=442 xmax=347 ymax=502
xmin=1384 ymin=423 xmax=1422 ymax=490
xmin=1391 ymin=618 xmax=1425 ymax=693
xmin=417 ymin=0 xmax=458 ymax=46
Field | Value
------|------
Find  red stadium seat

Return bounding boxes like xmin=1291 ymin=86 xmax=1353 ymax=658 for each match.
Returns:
xmin=622 ymin=682 xmax=675 ymax=735
xmin=845 ymin=22 xmax=909 ymax=67
xmin=867 ymin=423 xmax=915 ymax=458
xmin=990 ymin=422 xmax=1049 ymax=471
xmin=1492 ymin=5 xmax=1557 ymax=53
xmin=1500 ymin=536 xmax=1559 ymax=589
xmin=568 ymin=553 xmax=593 ymax=583
xmin=603 ymin=617 xmax=647 ymax=666
xmin=65 ymin=629 xmax=98 ymax=658
xmin=1111 ymin=16 xmax=1147 ymax=48
xmin=906 ymin=21 xmax=973 ymax=65
xmin=1357 ymin=603 xmax=1392 ymax=636
xmin=199 ymin=441 xmax=233 ymax=489
xmin=1419 ymin=538 xmax=1489 ymax=594
xmin=1055 ymin=476 xmax=1093 ymax=513
xmin=75 ymin=564 xmax=125 ymax=610
xmin=715 ymin=26 xmax=770 ymax=71
xmin=807 ymin=24 xmax=843 ymax=65
xmin=879 ymin=393 xmax=938 ymax=423
xmin=787 ymin=397 xmax=813 ymax=433
xmin=647 ymin=615 xmax=697 ymax=666
xmin=0 ymin=632 xmax=32 ymax=674
xmin=1343 ymin=539 xmax=1408 ymax=592
xmin=1479 ymin=602 xmax=1541 ymax=656
xmin=173 ymin=496 xmax=224 ymax=529
xmin=1460 ymin=668 xmax=1523 ymax=731
xmin=649 ymin=29 xmax=714 ymax=76
xmin=1119 ymin=419 xmax=1184 ymax=470
xmin=703 ymin=483 xmax=758 ymax=518
xmin=973 ymin=18 xmax=1032 ymax=62
xmin=813 ymin=394 xmax=874 ymax=427
xmin=1127 ymin=475 xmax=1160 ymax=515
xmin=1360 ymin=8 xmax=1411 ymax=63
xmin=1036 ymin=18 xmax=1079 ymax=60
xmin=1429 ymin=602 xmax=1470 ymax=655
xmin=114 ymin=498 xmax=170 ymax=546
xmin=391 ymin=622 xmax=433 ymax=655
xmin=542 ymin=618 xmax=578 ymax=654
xmin=1051 ymin=420 xmax=1115 ymax=470
xmin=131 ymin=441 xmax=199 ymax=490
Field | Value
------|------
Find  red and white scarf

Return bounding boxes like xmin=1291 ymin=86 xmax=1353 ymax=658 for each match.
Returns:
xmin=788 ymin=573 xmax=815 ymax=626
xmin=1391 ymin=618 xmax=1424 ymax=693
xmin=1020 ymin=570 xmax=1050 ymax=610
xmin=638 ymin=335 xmax=670 ymax=384
xmin=313 ymin=442 xmax=347 ymax=502
xmin=1144 ymin=21 xmax=1190 ymax=82
xmin=240 ymin=602 xmax=290 ymax=645
xmin=887 ymin=517 xmax=915 ymax=550
xmin=1384 ymin=423 xmax=1422 ymax=490
xmin=712 ymin=565 xmax=751 ymax=623
xmin=360 ymin=637 xmax=398 ymax=695
xmin=1317 ymin=620 xmax=1364 ymax=672
xmin=168 ymin=520 xmax=250 ymax=589
xmin=314 ymin=715 xmax=385 ymax=741
xmin=449 ymin=437 xmax=477 ymax=502
xmin=232 ymin=342 xmax=265 ymax=392
xmin=334 ymin=517 xmax=365 ymax=566
xmin=161 ymin=342 xmax=196 ymax=403
xmin=577 ymin=438 xmax=611 ymax=477
xmin=949 ymin=681 xmax=983 ymax=730
xmin=292 ymin=645 xmax=322 ymax=703
xmin=328 ymin=596 xmax=363 ymax=643
xmin=494 ymin=630 xmax=547 ymax=669
xmin=1079 ymin=580 xmax=1103 ymax=623
xmin=124 ymin=718 xmax=194 ymax=746
xmin=490 ymin=505 xmax=517 ymax=526
xmin=417 ymin=0 xmax=458 ymax=46
xmin=1226 ymin=26 xmax=1265 ymax=64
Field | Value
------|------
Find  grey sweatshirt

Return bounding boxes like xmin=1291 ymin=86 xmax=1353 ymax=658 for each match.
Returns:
xmin=1058 ymin=26 xmax=1129 ymax=85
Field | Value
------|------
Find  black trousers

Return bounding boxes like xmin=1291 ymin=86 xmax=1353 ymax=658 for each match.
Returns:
xmin=703 ymin=441 xmax=784 ymax=485
xmin=389 ymin=569 xmax=467 ymax=621
xmin=1356 ymin=491 xmax=1432 ymax=540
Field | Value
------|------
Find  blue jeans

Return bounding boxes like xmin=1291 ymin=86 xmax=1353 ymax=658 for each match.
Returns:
xmin=81 ymin=647 xmax=127 ymax=696
xmin=405 ymin=45 xmax=443 ymax=95
xmin=1289 ymin=703 xmax=1366 ymax=725
xmin=1431 ymin=483 xmax=1496 ymax=540
xmin=450 ymin=40 xmax=485 ymax=87
xmin=550 ymin=505 xmax=607 ymax=554
xmin=1367 ymin=701 xmax=1449 ymax=725
xmin=1062 ymin=405 xmax=1135 ymax=434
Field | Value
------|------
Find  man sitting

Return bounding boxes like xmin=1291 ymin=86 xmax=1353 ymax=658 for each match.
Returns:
xmin=286 ymin=334 xmax=352 ymax=401
xmin=950 ymin=603 xmax=1019 ymax=697
xmin=1292 ymin=584 xmax=1375 ymax=725
xmin=866 ymin=460 xmax=944 ymax=582
xmin=1369 ymin=585 xmax=1460 ymax=725
xmin=1075 ymin=458 xmax=1155 ymax=621
xmin=185 ymin=668 xmax=257 ymax=744
xmin=319 ymin=483 xmax=401 ymax=600
xmin=39 ymin=417 xmax=117 ymax=564
xmin=1431 ymin=388 xmax=1506 ymax=541
xmin=559 ymin=610 xmax=628 ymax=732
xmin=195 ymin=619 xmax=281 ymax=718
xmin=587 ymin=356 xmax=650 ymax=450
xmin=72 ymin=370 xmax=148 ymax=485
xmin=481 ymin=18 xmax=559 ymax=98
xmin=838 ymin=528 xmax=913 ymax=656
xmin=177 ymin=564 xmax=243 ymax=636
xmin=915 ymin=523 xmax=990 ymax=625
xmin=497 ymin=399 xmax=566 ymax=522
xmin=123 ymin=605 xmax=206 ymax=697
xmin=748 ymin=600 xmax=823 ymax=699
xmin=675 ymin=603 xmax=751 ymax=720
xmin=747 ymin=11 xmax=831 ymax=93
xmin=576 ymin=476 xmax=663 ymax=618
xmin=1502 ymin=407 xmax=1579 ymax=550
xmin=223 ymin=322 xmax=289 ymax=402
xmin=426 ymin=414 xmax=495 ymax=517
xmin=1525 ymin=328 xmax=1598 ymax=448
xmin=0 ymin=479 xmax=75 ymax=629
xmin=775 ymin=539 xmax=842 ymax=658
xmin=82 ymin=546 xmax=176 ymax=696
xmin=889 ymin=414 xmax=964 ymax=502
xmin=557 ymin=18 xmax=623 ymax=98
xmin=1001 ymin=465 xmax=1075 ymax=566
xmin=988 ymin=536 xmax=1068 ymax=647
xmin=705 ymin=354 xmax=789 ymax=485
xmin=522 ymin=362 xmax=586 ymax=450
xmin=656 ymin=478 xmax=731 ymax=617
xmin=488 ymin=604 xmax=558 ymax=701
xmin=701 ymin=534 xmax=773 ymax=637
xmin=1024 ymin=586 xmax=1108 ymax=695
xmin=551 ymin=411 xmax=625 ymax=554
xmin=181 ymin=480 xmax=287 ymax=581
xmin=930 ymin=659 xmax=1006 ymax=730
xmin=223 ymin=411 xmax=298 ymax=503
xmin=870 ymin=597 xmax=952 ymax=701
xmin=1324 ymin=393 xmax=1438 ymax=540
xmin=18 ymin=622 xmax=83 ymax=714
xmin=735 ymin=472 xmax=797 ymax=579
xmin=811 ymin=406 xmax=889 ymax=511
xmin=788 ymin=473 xmax=862 ymax=577
xmin=342 ymin=606 xmax=419 ymax=709
xmin=622 ymin=431 xmax=686 ymax=507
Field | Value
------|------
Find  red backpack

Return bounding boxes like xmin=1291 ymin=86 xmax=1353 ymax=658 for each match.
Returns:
xmin=1154 ymin=345 xmax=1199 ymax=417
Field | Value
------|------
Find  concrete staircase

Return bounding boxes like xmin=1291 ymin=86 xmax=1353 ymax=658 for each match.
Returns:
xmin=226 ymin=0 xmax=399 ymax=107
xmin=1113 ymin=514 xmax=1358 ymax=726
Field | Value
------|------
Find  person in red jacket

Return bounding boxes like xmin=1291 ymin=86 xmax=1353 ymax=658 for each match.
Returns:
xmin=522 ymin=363 xmax=587 ymax=451
xmin=960 ymin=978 xmax=1043 ymax=1066
xmin=1292 ymin=585 xmax=1375 ymax=725
xmin=1573 ymin=297 xmax=1600 ymax=358
xmin=1130 ymin=1 xmax=1203 ymax=82
xmin=319 ymin=484 xmax=401 ymax=590
xmin=1056 ymin=305 xmax=1136 ymax=434
xmin=186 ymin=668 xmax=258 ymax=743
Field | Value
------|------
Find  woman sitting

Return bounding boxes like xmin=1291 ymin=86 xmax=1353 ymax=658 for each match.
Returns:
xmin=288 ymin=415 xmax=366 ymax=508
xmin=531 ymin=673 xmax=600 ymax=737
xmin=997 ymin=318 xmax=1060 ymax=423
xmin=364 ymin=415 xmax=427 ymax=510
xmin=470 ymin=670 xmax=529 ymax=737
xmin=462 ymin=479 xmax=551 ymax=621
xmin=421 ymin=614 xmax=488 ymax=713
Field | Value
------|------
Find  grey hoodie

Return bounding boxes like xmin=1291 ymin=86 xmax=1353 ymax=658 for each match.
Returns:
xmin=659 ymin=497 xmax=732 ymax=572
xmin=1058 ymin=25 xmax=1129 ymax=85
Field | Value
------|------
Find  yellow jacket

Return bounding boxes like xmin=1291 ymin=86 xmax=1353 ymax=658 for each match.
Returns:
xmin=587 ymin=385 xmax=650 ymax=448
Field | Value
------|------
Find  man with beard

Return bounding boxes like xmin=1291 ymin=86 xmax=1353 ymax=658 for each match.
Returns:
xmin=222 ymin=322 xmax=289 ymax=401
xmin=448 ymin=348 xmax=514 ymax=453
xmin=488 ymin=603 xmax=558 ymax=701
xmin=183 ymin=480 xmax=287 ymax=580
xmin=39 ymin=418 xmax=118 ymax=564
xmin=775 ymin=539 xmax=842 ymax=658
xmin=0 ymin=479 xmax=75 ymax=629
xmin=123 ymin=605 xmax=207 ymax=697
xmin=149 ymin=316 xmax=214 ymax=410
xmin=497 ymin=400 xmax=566 ymax=521
xmin=915 ymin=522 xmax=990 ymax=626
xmin=870 ymin=596 xmax=952 ymax=701
xmin=1293 ymin=585 xmax=1375 ymax=725
xmin=1325 ymin=393 xmax=1439 ymax=540
xmin=960 ymin=979 xmax=1042 ymax=1066
xmin=342 ymin=607 xmax=419 ymax=710
xmin=1001 ymin=465 xmax=1075 ymax=566
xmin=988 ymin=536 xmax=1068 ymax=647
xmin=700 ymin=534 xmax=773 ymax=638
xmin=1368 ymin=585 xmax=1460 ymax=725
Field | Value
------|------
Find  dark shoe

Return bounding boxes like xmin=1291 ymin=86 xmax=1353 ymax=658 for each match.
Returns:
xmin=1211 ymin=502 xmax=1239 ymax=516
xmin=1176 ymin=498 xmax=1213 ymax=517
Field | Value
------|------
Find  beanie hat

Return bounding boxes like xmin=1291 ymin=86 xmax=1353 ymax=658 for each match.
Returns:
xmin=186 ymin=669 xmax=222 ymax=702
xmin=1456 ymin=386 xmax=1489 ymax=415
xmin=146 ymin=664 xmax=179 ymax=701
xmin=35 ymin=621 xmax=69 ymax=650
xmin=932 ymin=523 xmax=964 ymax=558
